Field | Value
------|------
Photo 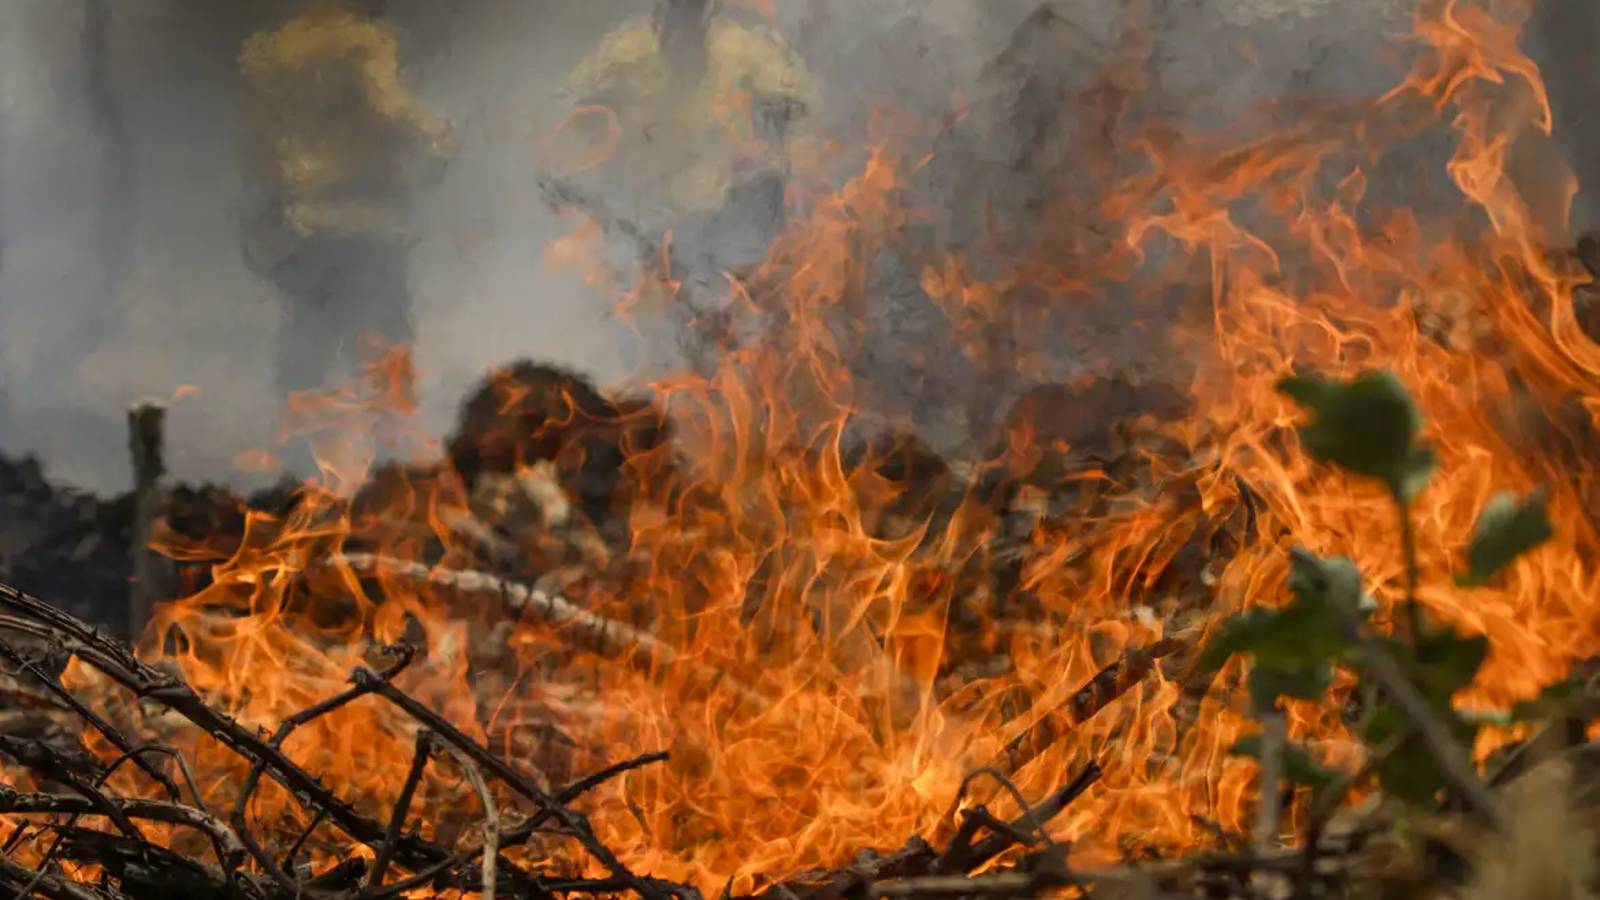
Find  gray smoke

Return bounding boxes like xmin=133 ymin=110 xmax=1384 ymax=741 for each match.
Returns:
xmin=1 ymin=0 xmax=1592 ymax=494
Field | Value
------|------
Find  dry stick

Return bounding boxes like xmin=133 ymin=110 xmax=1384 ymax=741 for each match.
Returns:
xmin=1300 ymin=731 xmax=1407 ymax=880
xmin=0 ymin=583 xmax=455 ymax=875
xmin=446 ymin=747 xmax=499 ymax=900
xmin=0 ymin=855 xmax=120 ymax=900
xmin=341 ymin=554 xmax=763 ymax=706
xmin=357 ymin=750 xmax=670 ymax=900
xmin=757 ymin=837 xmax=937 ymax=900
xmin=960 ymin=762 xmax=1102 ymax=874
xmin=766 ymin=764 xmax=1104 ymax=900
xmin=0 ymin=636 xmax=181 ymax=801
xmin=936 ymin=641 xmax=1172 ymax=842
xmin=9 ymin=739 xmax=226 ymax=900
xmin=0 ymin=789 xmax=246 ymax=869
xmin=51 ymin=772 xmax=145 ymax=845
xmin=281 ymin=808 xmax=326 ymax=873
xmin=351 ymin=666 xmax=669 ymax=900
xmin=1064 ymin=846 xmax=1355 ymax=895
xmin=230 ymin=813 xmax=301 ymax=897
xmin=96 ymin=744 xmax=208 ymax=812
xmin=934 ymin=767 xmax=1058 ymax=875
xmin=1252 ymin=711 xmax=1287 ymax=851
xmin=869 ymin=869 xmax=1064 ymax=898
xmin=231 ymin=643 xmax=418 ymax=825
xmin=0 ymin=735 xmax=146 ymax=847
xmin=991 ymin=640 xmax=1181 ymax=777
xmin=367 ymin=731 xmax=434 ymax=890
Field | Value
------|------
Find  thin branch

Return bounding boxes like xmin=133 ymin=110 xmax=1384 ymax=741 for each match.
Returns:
xmin=445 ymin=747 xmax=499 ymax=900
xmin=0 ymin=582 xmax=455 ymax=874
xmin=359 ymin=750 xmax=672 ymax=900
xmin=0 ymin=855 xmax=120 ymax=900
xmin=281 ymin=808 xmax=327 ymax=873
xmin=991 ymin=640 xmax=1179 ymax=777
xmin=0 ymin=788 xmax=245 ymax=869
xmin=353 ymin=666 xmax=667 ymax=900
xmin=341 ymin=554 xmax=760 ymax=705
xmin=1348 ymin=626 xmax=1505 ymax=832
xmin=1252 ymin=710 xmax=1287 ymax=851
xmin=962 ymin=762 xmax=1101 ymax=873
xmin=0 ymin=636 xmax=181 ymax=800
xmin=367 ymin=731 xmax=433 ymax=890
xmin=232 ymin=642 xmax=417 ymax=824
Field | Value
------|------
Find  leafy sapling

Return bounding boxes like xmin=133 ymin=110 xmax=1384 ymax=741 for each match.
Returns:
xmin=1204 ymin=369 xmax=1555 ymax=824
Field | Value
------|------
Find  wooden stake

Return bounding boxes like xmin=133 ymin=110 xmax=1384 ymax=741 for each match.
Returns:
xmin=126 ymin=401 xmax=169 ymax=639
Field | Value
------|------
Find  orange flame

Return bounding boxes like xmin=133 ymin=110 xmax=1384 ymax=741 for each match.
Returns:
xmin=12 ymin=2 xmax=1600 ymax=895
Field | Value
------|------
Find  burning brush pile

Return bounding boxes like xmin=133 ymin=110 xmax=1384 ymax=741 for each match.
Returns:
xmin=9 ymin=1 xmax=1600 ymax=898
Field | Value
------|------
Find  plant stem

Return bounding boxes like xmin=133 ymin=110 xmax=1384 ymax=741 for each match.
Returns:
xmin=1394 ymin=492 xmax=1424 ymax=645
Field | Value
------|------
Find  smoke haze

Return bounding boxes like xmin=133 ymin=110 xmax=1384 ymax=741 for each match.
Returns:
xmin=1 ymin=0 xmax=1593 ymax=493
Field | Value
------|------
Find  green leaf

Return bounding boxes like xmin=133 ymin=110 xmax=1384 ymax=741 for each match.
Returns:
xmin=1249 ymin=664 xmax=1333 ymax=710
xmin=1458 ymin=488 xmax=1554 ymax=587
xmin=1412 ymin=618 xmax=1488 ymax=703
xmin=1277 ymin=371 xmax=1434 ymax=500
xmin=1510 ymin=680 xmax=1583 ymax=721
xmin=1198 ymin=549 xmax=1364 ymax=712
xmin=1361 ymin=691 xmax=1481 ymax=808
xmin=1362 ymin=704 xmax=1445 ymax=806
xmin=1230 ymin=735 xmax=1340 ymax=792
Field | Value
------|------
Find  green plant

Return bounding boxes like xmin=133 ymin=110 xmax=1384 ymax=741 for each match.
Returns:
xmin=1203 ymin=370 xmax=1556 ymax=824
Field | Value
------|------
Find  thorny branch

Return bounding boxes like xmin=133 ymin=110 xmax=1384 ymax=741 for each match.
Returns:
xmin=0 ymin=578 xmax=692 ymax=899
xmin=0 ymin=575 xmax=1134 ymax=900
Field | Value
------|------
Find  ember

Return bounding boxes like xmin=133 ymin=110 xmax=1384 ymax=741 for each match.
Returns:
xmin=4 ymin=1 xmax=1600 ymax=898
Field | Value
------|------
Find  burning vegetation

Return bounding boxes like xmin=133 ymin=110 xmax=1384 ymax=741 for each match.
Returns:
xmin=6 ymin=0 xmax=1600 ymax=898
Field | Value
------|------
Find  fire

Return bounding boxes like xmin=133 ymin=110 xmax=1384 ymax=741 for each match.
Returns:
xmin=9 ymin=0 xmax=1600 ymax=896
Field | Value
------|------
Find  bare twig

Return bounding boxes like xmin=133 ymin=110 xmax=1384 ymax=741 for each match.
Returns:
xmin=228 ymin=808 xmax=302 ymax=896
xmin=0 ymin=636 xmax=181 ymax=800
xmin=0 ymin=855 xmax=121 ymax=900
xmin=232 ymin=642 xmax=417 ymax=825
xmin=0 ymin=581 xmax=456 ymax=874
xmin=992 ymin=640 xmax=1179 ymax=777
xmin=281 ymin=808 xmax=327 ymax=873
xmin=869 ymin=868 xmax=1061 ymax=898
xmin=551 ymin=751 xmax=670 ymax=803
xmin=962 ymin=762 xmax=1101 ymax=873
xmin=935 ymin=767 xmax=1058 ymax=875
xmin=446 ymin=747 xmax=499 ymax=900
xmin=340 ymin=554 xmax=761 ymax=705
xmin=4 ymin=734 xmax=223 ymax=898
xmin=0 ymin=788 xmax=245 ymax=869
xmin=358 ymin=750 xmax=672 ymax=900
xmin=1347 ymin=626 xmax=1506 ymax=832
xmin=352 ymin=666 xmax=667 ymax=900
xmin=367 ymin=731 xmax=433 ymax=890
xmin=1252 ymin=711 xmax=1287 ymax=851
